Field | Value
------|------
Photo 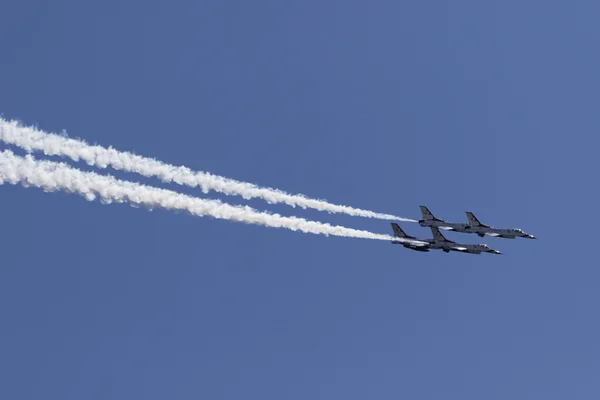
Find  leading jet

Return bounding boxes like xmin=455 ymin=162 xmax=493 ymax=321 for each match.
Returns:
xmin=391 ymin=223 xmax=501 ymax=254
xmin=418 ymin=206 xmax=536 ymax=239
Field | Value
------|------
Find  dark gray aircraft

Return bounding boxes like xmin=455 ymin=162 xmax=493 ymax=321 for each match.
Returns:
xmin=391 ymin=223 xmax=502 ymax=254
xmin=419 ymin=206 xmax=536 ymax=239
xmin=428 ymin=226 xmax=502 ymax=254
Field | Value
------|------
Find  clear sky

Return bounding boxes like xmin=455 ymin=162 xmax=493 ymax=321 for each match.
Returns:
xmin=1 ymin=1 xmax=598 ymax=399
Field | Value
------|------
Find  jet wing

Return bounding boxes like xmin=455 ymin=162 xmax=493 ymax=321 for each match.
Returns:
xmin=404 ymin=239 xmax=430 ymax=247
xmin=391 ymin=237 xmax=429 ymax=247
xmin=484 ymin=232 xmax=516 ymax=238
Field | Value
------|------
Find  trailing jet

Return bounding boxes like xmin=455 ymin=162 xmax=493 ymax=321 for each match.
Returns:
xmin=390 ymin=223 xmax=501 ymax=254
xmin=418 ymin=206 xmax=536 ymax=239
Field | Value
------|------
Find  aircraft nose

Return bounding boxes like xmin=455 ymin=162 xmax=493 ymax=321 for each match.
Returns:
xmin=492 ymin=250 xmax=502 ymax=255
xmin=528 ymin=235 xmax=537 ymax=239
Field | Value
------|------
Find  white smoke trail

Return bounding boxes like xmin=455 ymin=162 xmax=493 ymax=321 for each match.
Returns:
xmin=0 ymin=118 xmax=415 ymax=222
xmin=0 ymin=150 xmax=424 ymax=244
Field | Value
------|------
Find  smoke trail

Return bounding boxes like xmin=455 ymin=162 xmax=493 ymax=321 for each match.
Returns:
xmin=0 ymin=118 xmax=415 ymax=222
xmin=0 ymin=150 xmax=425 ymax=244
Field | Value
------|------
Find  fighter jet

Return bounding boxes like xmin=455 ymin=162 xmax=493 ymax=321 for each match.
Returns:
xmin=464 ymin=211 xmax=536 ymax=239
xmin=391 ymin=223 xmax=501 ymax=254
xmin=418 ymin=206 xmax=536 ymax=239
xmin=428 ymin=226 xmax=502 ymax=254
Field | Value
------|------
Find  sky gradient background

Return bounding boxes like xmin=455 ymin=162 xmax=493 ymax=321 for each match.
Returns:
xmin=1 ymin=1 xmax=599 ymax=399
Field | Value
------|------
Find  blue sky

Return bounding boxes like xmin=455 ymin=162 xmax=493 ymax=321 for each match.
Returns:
xmin=0 ymin=1 xmax=598 ymax=398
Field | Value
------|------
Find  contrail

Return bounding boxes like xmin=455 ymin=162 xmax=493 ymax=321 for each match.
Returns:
xmin=0 ymin=150 xmax=423 ymax=244
xmin=0 ymin=118 xmax=415 ymax=222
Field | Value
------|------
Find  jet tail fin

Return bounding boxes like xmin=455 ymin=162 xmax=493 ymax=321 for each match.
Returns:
xmin=430 ymin=226 xmax=451 ymax=242
xmin=465 ymin=212 xmax=481 ymax=226
xmin=419 ymin=206 xmax=444 ymax=222
xmin=391 ymin=223 xmax=413 ymax=239
xmin=465 ymin=211 xmax=489 ymax=227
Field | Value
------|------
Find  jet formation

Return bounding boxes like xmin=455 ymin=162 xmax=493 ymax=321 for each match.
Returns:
xmin=391 ymin=206 xmax=536 ymax=255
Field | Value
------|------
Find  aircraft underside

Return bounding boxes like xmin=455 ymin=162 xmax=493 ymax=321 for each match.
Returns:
xmin=405 ymin=245 xmax=429 ymax=252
